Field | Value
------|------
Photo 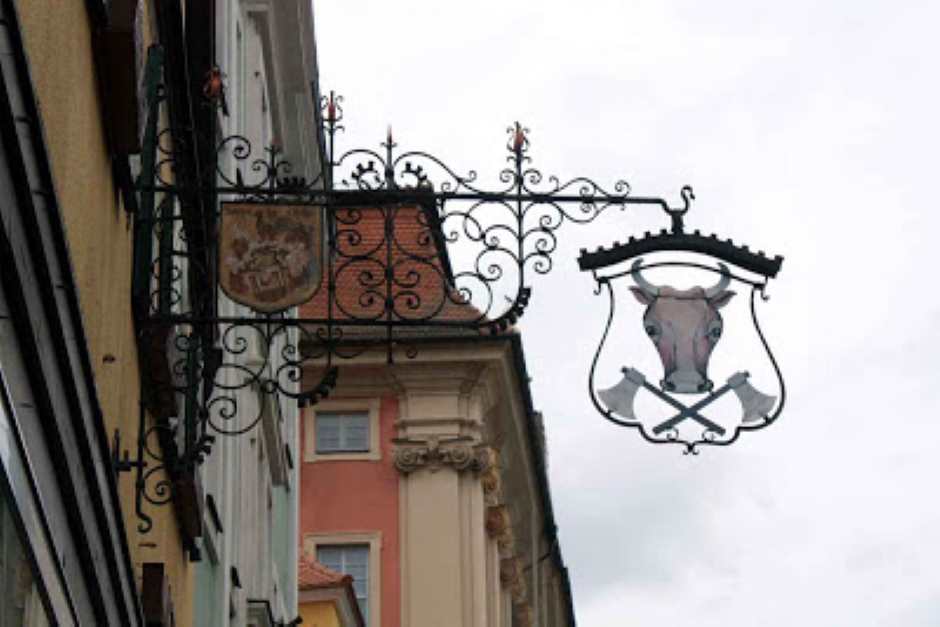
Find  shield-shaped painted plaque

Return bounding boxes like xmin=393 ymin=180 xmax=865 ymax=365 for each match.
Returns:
xmin=220 ymin=203 xmax=324 ymax=313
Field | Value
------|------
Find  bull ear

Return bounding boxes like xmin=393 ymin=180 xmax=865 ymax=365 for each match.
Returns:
xmin=629 ymin=286 xmax=655 ymax=305
xmin=708 ymin=290 xmax=736 ymax=309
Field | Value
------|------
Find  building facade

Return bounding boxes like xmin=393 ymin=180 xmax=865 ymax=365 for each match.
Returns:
xmin=298 ymin=210 xmax=577 ymax=627
xmin=194 ymin=2 xmax=321 ymax=626
xmin=300 ymin=342 xmax=576 ymax=627
xmin=0 ymin=0 xmax=322 ymax=624
xmin=0 ymin=0 xmax=183 ymax=623
xmin=297 ymin=556 xmax=365 ymax=627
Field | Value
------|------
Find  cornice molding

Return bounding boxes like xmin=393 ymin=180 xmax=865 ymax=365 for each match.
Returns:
xmin=393 ymin=418 xmax=482 ymax=432
xmin=390 ymin=362 xmax=488 ymax=396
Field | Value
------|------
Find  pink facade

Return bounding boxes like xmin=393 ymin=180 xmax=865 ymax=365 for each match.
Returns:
xmin=300 ymin=395 xmax=401 ymax=627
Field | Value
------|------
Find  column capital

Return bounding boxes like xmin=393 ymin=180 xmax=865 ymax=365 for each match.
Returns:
xmin=392 ymin=436 xmax=493 ymax=475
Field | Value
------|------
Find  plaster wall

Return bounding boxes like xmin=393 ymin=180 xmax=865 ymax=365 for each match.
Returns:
xmin=299 ymin=601 xmax=341 ymax=627
xmin=300 ymin=395 xmax=401 ymax=627
xmin=14 ymin=0 xmax=194 ymax=623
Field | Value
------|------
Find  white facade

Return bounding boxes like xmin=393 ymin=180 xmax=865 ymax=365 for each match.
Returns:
xmin=196 ymin=2 xmax=322 ymax=625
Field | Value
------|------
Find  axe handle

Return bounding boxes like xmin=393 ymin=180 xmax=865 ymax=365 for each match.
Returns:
xmin=647 ymin=382 xmax=730 ymax=435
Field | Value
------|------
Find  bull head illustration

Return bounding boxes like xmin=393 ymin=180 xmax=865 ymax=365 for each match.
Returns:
xmin=629 ymin=259 xmax=735 ymax=394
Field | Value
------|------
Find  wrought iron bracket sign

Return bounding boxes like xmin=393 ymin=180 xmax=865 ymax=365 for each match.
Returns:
xmin=120 ymin=47 xmax=786 ymax=530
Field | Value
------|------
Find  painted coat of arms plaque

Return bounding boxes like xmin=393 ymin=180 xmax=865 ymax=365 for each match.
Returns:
xmin=220 ymin=203 xmax=324 ymax=312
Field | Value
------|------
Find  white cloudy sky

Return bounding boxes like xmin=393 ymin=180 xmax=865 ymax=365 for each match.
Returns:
xmin=312 ymin=1 xmax=940 ymax=625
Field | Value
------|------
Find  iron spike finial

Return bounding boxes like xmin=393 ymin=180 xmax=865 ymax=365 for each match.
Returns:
xmin=327 ymin=91 xmax=336 ymax=123
xmin=513 ymin=121 xmax=525 ymax=153
xmin=385 ymin=125 xmax=396 ymax=189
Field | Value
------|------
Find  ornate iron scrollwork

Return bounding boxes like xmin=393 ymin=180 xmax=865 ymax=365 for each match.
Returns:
xmin=124 ymin=45 xmax=775 ymax=528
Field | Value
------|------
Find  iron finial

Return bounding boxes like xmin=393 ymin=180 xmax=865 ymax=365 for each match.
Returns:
xmin=513 ymin=121 xmax=525 ymax=153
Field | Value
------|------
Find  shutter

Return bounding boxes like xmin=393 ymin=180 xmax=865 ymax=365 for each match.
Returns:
xmin=316 ymin=415 xmax=341 ymax=452
xmin=342 ymin=413 xmax=370 ymax=451
xmin=142 ymin=562 xmax=175 ymax=626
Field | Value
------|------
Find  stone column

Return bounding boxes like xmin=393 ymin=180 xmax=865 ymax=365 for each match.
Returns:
xmin=392 ymin=363 xmax=496 ymax=627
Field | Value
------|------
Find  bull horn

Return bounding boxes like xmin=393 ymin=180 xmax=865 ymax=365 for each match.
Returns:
xmin=704 ymin=263 xmax=731 ymax=298
xmin=631 ymin=259 xmax=660 ymax=297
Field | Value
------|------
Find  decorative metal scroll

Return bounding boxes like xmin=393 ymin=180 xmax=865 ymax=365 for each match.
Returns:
xmin=580 ymin=233 xmax=785 ymax=454
xmin=117 ymin=48 xmax=784 ymax=530
xmin=131 ymin=84 xmax=700 ymax=409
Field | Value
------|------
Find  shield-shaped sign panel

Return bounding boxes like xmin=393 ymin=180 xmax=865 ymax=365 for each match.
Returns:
xmin=219 ymin=203 xmax=324 ymax=313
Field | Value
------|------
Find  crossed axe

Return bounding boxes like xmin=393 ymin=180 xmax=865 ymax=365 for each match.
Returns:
xmin=599 ymin=368 xmax=776 ymax=435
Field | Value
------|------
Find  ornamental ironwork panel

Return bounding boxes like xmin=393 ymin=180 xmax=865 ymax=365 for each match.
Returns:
xmin=116 ymin=48 xmax=786 ymax=530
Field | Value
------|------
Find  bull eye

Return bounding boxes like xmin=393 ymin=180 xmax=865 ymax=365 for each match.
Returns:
xmin=645 ymin=324 xmax=660 ymax=339
xmin=708 ymin=324 xmax=722 ymax=341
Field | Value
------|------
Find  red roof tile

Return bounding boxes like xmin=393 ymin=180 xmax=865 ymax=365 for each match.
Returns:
xmin=298 ymin=556 xmax=351 ymax=591
xmin=300 ymin=205 xmax=484 ymax=324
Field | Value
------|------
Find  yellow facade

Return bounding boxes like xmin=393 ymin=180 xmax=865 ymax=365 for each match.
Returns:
xmin=15 ymin=0 xmax=193 ymax=623
xmin=300 ymin=601 xmax=342 ymax=627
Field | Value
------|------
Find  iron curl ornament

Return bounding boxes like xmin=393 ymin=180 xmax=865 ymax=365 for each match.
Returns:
xmin=122 ymin=47 xmax=786 ymax=530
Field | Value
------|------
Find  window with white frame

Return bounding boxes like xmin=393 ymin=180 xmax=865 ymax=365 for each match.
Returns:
xmin=317 ymin=544 xmax=370 ymax=624
xmin=315 ymin=411 xmax=370 ymax=453
xmin=305 ymin=400 xmax=381 ymax=462
xmin=304 ymin=532 xmax=381 ymax=627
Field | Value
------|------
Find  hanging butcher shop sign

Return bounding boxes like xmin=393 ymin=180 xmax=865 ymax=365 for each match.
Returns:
xmin=579 ymin=211 xmax=784 ymax=454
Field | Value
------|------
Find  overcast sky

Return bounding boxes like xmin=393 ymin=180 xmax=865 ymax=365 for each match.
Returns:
xmin=313 ymin=1 xmax=940 ymax=624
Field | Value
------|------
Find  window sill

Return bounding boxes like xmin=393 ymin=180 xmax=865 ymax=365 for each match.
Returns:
xmin=308 ymin=450 xmax=381 ymax=463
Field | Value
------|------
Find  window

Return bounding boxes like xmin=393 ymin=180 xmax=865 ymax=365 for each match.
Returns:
xmin=317 ymin=545 xmax=369 ymax=624
xmin=316 ymin=411 xmax=369 ymax=453
xmin=305 ymin=400 xmax=381 ymax=462
xmin=304 ymin=532 xmax=381 ymax=627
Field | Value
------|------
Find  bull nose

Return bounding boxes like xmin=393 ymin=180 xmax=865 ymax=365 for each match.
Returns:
xmin=663 ymin=371 xmax=711 ymax=395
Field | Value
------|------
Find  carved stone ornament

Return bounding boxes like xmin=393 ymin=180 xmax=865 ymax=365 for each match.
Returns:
xmin=500 ymin=557 xmax=527 ymax=604
xmin=513 ymin=603 xmax=534 ymax=627
xmin=393 ymin=435 xmax=492 ymax=475
xmin=480 ymin=448 xmax=503 ymax=505
xmin=485 ymin=505 xmax=515 ymax=553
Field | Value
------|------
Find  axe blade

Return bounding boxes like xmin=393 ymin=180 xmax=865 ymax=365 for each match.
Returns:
xmin=728 ymin=372 xmax=776 ymax=423
xmin=599 ymin=368 xmax=645 ymax=420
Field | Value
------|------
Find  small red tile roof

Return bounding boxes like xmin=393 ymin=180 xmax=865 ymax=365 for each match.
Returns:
xmin=300 ymin=205 xmax=485 ymax=324
xmin=298 ymin=556 xmax=352 ymax=591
